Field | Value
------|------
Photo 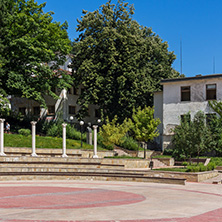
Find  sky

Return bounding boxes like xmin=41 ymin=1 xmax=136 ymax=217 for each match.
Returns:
xmin=37 ymin=0 xmax=222 ymax=77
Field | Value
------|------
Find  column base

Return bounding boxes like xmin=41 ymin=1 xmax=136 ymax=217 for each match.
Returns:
xmin=0 ymin=152 xmax=6 ymax=156
xmin=31 ymin=153 xmax=38 ymax=157
xmin=62 ymin=154 xmax=68 ymax=158
xmin=93 ymin=155 xmax=98 ymax=158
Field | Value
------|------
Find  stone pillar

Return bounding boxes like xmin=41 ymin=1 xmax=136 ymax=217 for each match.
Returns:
xmin=0 ymin=119 xmax=6 ymax=156
xmin=93 ymin=125 xmax=98 ymax=158
xmin=62 ymin=123 xmax=68 ymax=157
xmin=31 ymin=121 xmax=37 ymax=157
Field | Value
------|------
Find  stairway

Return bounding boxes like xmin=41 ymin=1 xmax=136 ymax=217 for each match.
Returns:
xmin=0 ymin=148 xmax=186 ymax=185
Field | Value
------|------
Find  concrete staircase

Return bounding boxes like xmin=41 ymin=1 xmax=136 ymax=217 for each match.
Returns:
xmin=0 ymin=148 xmax=186 ymax=185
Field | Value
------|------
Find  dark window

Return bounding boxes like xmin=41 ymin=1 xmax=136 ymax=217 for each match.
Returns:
xmin=67 ymin=88 xmax=72 ymax=94
xmin=73 ymin=87 xmax=78 ymax=95
xmin=69 ymin=106 xmax=76 ymax=115
xmin=181 ymin=114 xmax=191 ymax=124
xmin=81 ymin=88 xmax=85 ymax=95
xmin=48 ymin=105 xmax=55 ymax=115
xmin=95 ymin=109 xmax=101 ymax=118
xmin=206 ymin=113 xmax=216 ymax=125
xmin=206 ymin=84 xmax=216 ymax=100
xmin=19 ymin=107 xmax=26 ymax=116
xmin=33 ymin=106 xmax=40 ymax=116
xmin=181 ymin=86 xmax=190 ymax=101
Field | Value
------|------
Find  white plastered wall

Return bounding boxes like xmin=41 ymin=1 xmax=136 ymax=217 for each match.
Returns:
xmin=162 ymin=77 xmax=222 ymax=149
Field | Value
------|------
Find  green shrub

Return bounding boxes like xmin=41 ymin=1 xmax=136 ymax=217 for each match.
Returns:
xmin=182 ymin=161 xmax=188 ymax=166
xmin=46 ymin=124 xmax=61 ymax=137
xmin=18 ymin=128 xmax=31 ymax=136
xmin=207 ymin=162 xmax=215 ymax=171
xmin=163 ymin=148 xmax=174 ymax=156
xmin=186 ymin=162 xmax=215 ymax=172
xmin=97 ymin=134 xmax=113 ymax=150
xmin=119 ymin=136 xmax=138 ymax=151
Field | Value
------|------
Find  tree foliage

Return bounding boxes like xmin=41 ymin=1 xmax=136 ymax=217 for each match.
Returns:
xmin=132 ymin=106 xmax=160 ymax=142
xmin=0 ymin=0 xmax=72 ymax=106
xmin=208 ymin=100 xmax=222 ymax=117
xmin=172 ymin=111 xmax=213 ymax=160
xmin=72 ymin=0 xmax=179 ymax=121
xmin=99 ymin=115 xmax=133 ymax=147
xmin=99 ymin=106 xmax=160 ymax=151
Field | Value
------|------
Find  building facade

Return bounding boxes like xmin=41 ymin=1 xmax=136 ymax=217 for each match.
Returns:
xmin=154 ymin=74 xmax=222 ymax=150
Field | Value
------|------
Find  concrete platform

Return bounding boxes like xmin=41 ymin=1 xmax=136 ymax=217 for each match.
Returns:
xmin=0 ymin=180 xmax=221 ymax=221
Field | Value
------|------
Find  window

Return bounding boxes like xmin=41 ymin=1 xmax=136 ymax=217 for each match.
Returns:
xmin=181 ymin=86 xmax=190 ymax=101
xmin=69 ymin=106 xmax=76 ymax=115
xmin=19 ymin=107 xmax=26 ymax=116
xmin=95 ymin=109 xmax=101 ymax=118
xmin=181 ymin=114 xmax=191 ymax=124
xmin=73 ymin=87 xmax=78 ymax=95
xmin=206 ymin=113 xmax=216 ymax=125
xmin=48 ymin=105 xmax=55 ymax=115
xmin=206 ymin=84 xmax=216 ymax=100
xmin=33 ymin=106 xmax=40 ymax=116
xmin=81 ymin=88 xmax=85 ymax=95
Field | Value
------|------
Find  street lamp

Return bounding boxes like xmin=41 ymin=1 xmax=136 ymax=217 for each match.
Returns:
xmin=97 ymin=119 xmax=101 ymax=131
xmin=70 ymin=116 xmax=74 ymax=126
xmin=80 ymin=120 xmax=84 ymax=148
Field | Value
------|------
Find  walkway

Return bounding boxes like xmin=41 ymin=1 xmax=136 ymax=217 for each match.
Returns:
xmin=0 ymin=180 xmax=221 ymax=221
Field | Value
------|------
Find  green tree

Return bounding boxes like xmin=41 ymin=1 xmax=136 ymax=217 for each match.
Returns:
xmin=132 ymin=106 xmax=160 ymax=158
xmin=172 ymin=111 xmax=212 ymax=161
xmin=208 ymin=100 xmax=222 ymax=117
xmin=99 ymin=115 xmax=133 ymax=147
xmin=0 ymin=0 xmax=72 ymax=107
xmin=72 ymin=0 xmax=179 ymax=121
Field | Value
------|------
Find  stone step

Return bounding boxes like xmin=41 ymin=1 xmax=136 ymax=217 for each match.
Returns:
xmin=0 ymin=167 xmax=146 ymax=176
xmin=0 ymin=172 xmax=186 ymax=185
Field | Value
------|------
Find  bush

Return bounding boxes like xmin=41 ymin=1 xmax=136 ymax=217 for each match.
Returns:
xmin=163 ymin=148 xmax=174 ymax=156
xmin=97 ymin=134 xmax=113 ymax=150
xmin=186 ymin=162 xmax=215 ymax=172
xmin=207 ymin=162 xmax=215 ymax=171
xmin=46 ymin=124 xmax=61 ymax=137
xmin=119 ymin=136 xmax=138 ymax=151
xmin=182 ymin=161 xmax=188 ymax=167
xmin=18 ymin=128 xmax=31 ymax=136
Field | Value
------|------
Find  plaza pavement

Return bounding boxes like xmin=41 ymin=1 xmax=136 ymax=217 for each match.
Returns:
xmin=0 ymin=180 xmax=221 ymax=222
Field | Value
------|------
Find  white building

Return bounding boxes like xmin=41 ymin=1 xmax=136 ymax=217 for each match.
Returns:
xmin=154 ymin=74 xmax=222 ymax=150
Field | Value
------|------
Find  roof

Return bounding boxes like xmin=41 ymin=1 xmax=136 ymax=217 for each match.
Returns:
xmin=161 ymin=74 xmax=222 ymax=84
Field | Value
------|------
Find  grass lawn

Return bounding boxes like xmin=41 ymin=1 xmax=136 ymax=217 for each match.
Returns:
xmin=152 ymin=155 xmax=172 ymax=159
xmin=153 ymin=167 xmax=187 ymax=172
xmin=104 ymin=155 xmax=143 ymax=159
xmin=4 ymin=134 xmax=107 ymax=151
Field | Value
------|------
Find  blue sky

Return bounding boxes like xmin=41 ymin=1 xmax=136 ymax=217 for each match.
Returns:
xmin=37 ymin=0 xmax=222 ymax=77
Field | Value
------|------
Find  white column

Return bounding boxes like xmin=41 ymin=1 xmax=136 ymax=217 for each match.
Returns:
xmin=31 ymin=121 xmax=37 ymax=157
xmin=62 ymin=123 xmax=68 ymax=157
xmin=0 ymin=119 xmax=6 ymax=156
xmin=93 ymin=125 xmax=98 ymax=158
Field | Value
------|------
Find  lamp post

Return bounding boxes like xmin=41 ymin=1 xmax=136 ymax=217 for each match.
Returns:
xmin=70 ymin=116 xmax=74 ymax=124
xmin=80 ymin=120 xmax=84 ymax=148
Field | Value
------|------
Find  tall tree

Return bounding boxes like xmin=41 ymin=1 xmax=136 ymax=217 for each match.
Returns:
xmin=0 ymin=0 xmax=72 ymax=106
xmin=72 ymin=0 xmax=179 ymax=121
